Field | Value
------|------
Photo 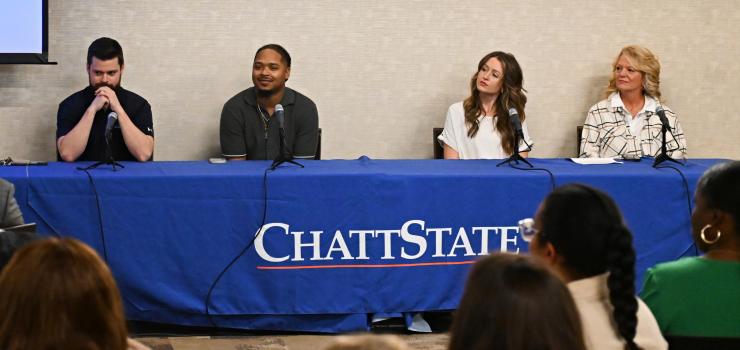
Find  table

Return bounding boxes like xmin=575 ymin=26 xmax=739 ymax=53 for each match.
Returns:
xmin=0 ymin=158 xmax=721 ymax=332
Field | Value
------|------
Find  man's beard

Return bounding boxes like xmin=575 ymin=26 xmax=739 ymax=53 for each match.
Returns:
xmin=255 ymin=86 xmax=276 ymax=97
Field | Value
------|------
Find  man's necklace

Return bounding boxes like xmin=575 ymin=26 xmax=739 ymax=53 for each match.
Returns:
xmin=257 ymin=105 xmax=269 ymax=130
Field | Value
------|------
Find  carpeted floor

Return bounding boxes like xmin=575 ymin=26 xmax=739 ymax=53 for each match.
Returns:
xmin=129 ymin=314 xmax=453 ymax=350
xmin=135 ymin=333 xmax=449 ymax=350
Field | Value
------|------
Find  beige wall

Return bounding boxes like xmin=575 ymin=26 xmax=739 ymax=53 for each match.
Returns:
xmin=1 ymin=1 xmax=739 ymax=161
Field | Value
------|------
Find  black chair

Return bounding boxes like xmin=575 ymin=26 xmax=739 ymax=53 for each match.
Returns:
xmin=433 ymin=128 xmax=444 ymax=159
xmin=0 ymin=223 xmax=38 ymax=270
xmin=314 ymin=128 xmax=322 ymax=160
xmin=666 ymin=335 xmax=740 ymax=350
xmin=576 ymin=125 xmax=583 ymax=156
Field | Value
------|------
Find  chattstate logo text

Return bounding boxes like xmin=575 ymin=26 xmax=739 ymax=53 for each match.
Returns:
xmin=254 ymin=219 xmax=523 ymax=264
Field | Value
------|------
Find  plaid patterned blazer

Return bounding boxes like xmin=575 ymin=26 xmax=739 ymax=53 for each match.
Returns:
xmin=579 ymin=94 xmax=687 ymax=159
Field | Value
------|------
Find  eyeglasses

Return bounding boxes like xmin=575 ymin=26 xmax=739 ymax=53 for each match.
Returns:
xmin=518 ymin=218 xmax=538 ymax=242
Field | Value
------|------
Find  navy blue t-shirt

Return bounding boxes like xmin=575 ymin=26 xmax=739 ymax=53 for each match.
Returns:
xmin=56 ymin=86 xmax=154 ymax=161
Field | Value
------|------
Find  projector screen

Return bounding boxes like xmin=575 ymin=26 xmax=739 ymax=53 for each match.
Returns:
xmin=0 ymin=0 xmax=50 ymax=63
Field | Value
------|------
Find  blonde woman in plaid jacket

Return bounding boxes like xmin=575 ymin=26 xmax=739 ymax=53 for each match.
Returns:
xmin=580 ymin=46 xmax=687 ymax=159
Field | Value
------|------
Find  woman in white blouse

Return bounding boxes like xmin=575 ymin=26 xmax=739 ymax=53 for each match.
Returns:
xmin=438 ymin=51 xmax=533 ymax=159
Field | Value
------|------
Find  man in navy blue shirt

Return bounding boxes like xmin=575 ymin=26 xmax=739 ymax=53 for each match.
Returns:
xmin=56 ymin=37 xmax=154 ymax=162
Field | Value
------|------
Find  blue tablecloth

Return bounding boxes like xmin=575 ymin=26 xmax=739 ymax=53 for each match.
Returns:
xmin=0 ymin=158 xmax=722 ymax=332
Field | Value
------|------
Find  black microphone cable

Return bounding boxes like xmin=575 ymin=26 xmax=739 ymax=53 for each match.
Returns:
xmin=78 ymin=167 xmax=109 ymax=262
xmin=204 ymin=166 xmax=273 ymax=329
xmin=509 ymin=163 xmax=556 ymax=191
xmin=654 ymin=163 xmax=696 ymax=256
xmin=504 ymin=139 xmax=557 ymax=191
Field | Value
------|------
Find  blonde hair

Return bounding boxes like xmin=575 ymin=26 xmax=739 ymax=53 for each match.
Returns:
xmin=605 ymin=45 xmax=662 ymax=101
xmin=324 ymin=334 xmax=409 ymax=350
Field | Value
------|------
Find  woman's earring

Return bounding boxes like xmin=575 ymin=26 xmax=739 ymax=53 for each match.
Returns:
xmin=700 ymin=224 xmax=721 ymax=245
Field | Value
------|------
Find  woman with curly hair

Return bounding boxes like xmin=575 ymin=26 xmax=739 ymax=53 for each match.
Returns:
xmin=438 ymin=51 xmax=533 ymax=159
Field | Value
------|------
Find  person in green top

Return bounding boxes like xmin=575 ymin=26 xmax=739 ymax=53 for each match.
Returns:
xmin=641 ymin=161 xmax=740 ymax=338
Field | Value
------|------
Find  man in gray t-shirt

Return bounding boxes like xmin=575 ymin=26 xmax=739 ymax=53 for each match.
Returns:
xmin=220 ymin=44 xmax=319 ymax=161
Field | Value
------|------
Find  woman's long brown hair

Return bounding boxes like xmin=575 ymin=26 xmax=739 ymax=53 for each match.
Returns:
xmin=463 ymin=51 xmax=527 ymax=155
xmin=448 ymin=253 xmax=587 ymax=350
xmin=0 ymin=238 xmax=129 ymax=350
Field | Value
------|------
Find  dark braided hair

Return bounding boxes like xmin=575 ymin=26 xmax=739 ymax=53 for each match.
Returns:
xmin=537 ymin=184 xmax=641 ymax=350
xmin=605 ymin=225 xmax=640 ymax=350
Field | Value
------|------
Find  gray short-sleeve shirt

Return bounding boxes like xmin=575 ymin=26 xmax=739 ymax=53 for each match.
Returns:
xmin=220 ymin=87 xmax=319 ymax=160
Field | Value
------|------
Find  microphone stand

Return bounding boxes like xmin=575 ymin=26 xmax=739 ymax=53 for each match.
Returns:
xmin=497 ymin=131 xmax=532 ymax=168
xmin=271 ymin=127 xmax=303 ymax=170
xmin=79 ymin=132 xmax=124 ymax=171
xmin=652 ymin=122 xmax=681 ymax=167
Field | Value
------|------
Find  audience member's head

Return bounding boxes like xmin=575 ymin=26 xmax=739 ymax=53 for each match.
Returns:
xmin=324 ymin=334 xmax=409 ymax=350
xmin=692 ymin=161 xmax=740 ymax=257
xmin=528 ymin=183 xmax=640 ymax=350
xmin=0 ymin=237 xmax=129 ymax=350
xmin=448 ymin=253 xmax=586 ymax=350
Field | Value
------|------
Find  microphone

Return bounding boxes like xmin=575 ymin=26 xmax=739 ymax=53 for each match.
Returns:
xmin=275 ymin=104 xmax=285 ymax=129
xmin=104 ymin=111 xmax=118 ymax=138
xmin=496 ymin=107 xmax=533 ymax=167
xmin=272 ymin=104 xmax=288 ymax=167
xmin=508 ymin=107 xmax=523 ymax=137
xmin=655 ymin=106 xmax=669 ymax=127
xmin=652 ymin=105 xmax=681 ymax=167
xmin=269 ymin=103 xmax=302 ymax=169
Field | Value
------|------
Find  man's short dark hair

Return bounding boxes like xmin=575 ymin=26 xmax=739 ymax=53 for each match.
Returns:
xmin=87 ymin=37 xmax=124 ymax=66
xmin=255 ymin=44 xmax=291 ymax=67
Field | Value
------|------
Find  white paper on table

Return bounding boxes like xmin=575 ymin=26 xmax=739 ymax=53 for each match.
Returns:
xmin=569 ymin=157 xmax=623 ymax=165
